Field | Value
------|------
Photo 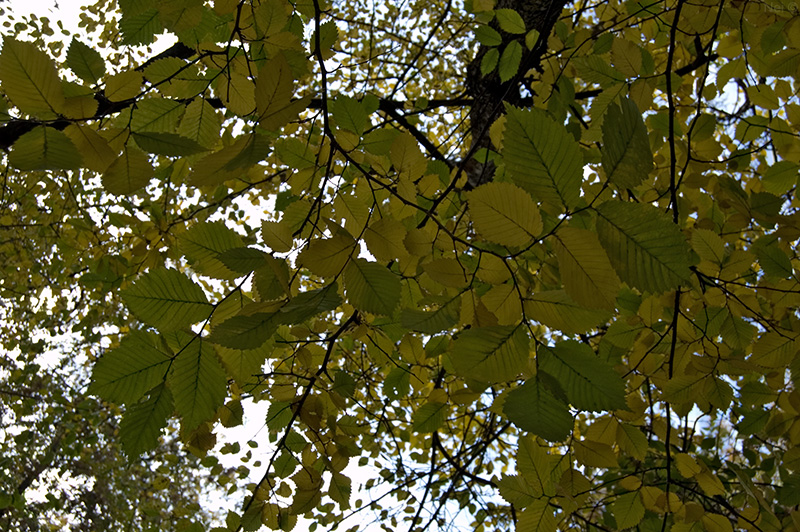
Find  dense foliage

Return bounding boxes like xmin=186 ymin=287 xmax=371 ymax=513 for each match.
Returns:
xmin=3 ymin=0 xmax=800 ymax=530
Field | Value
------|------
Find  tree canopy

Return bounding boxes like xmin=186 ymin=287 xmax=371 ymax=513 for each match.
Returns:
xmin=2 ymin=0 xmax=800 ymax=530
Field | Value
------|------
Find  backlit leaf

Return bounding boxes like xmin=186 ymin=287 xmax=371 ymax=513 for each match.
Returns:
xmin=344 ymin=259 xmax=401 ymax=316
xmin=553 ymin=227 xmax=620 ymax=310
xmin=0 ymin=37 xmax=65 ymax=116
xmin=539 ymin=341 xmax=627 ymax=412
xmin=167 ymin=333 xmax=227 ymax=431
xmin=602 ymin=98 xmax=652 ymax=189
xmin=66 ymin=38 xmax=106 ymax=85
xmin=8 ymin=127 xmax=81 ymax=171
xmin=90 ymin=330 xmax=172 ymax=404
xmin=467 ymin=182 xmax=541 ymax=247
xmin=504 ymin=378 xmax=573 ymax=442
xmin=451 ymin=325 xmax=529 ymax=382
xmin=119 ymin=384 xmax=173 ymax=457
xmin=503 ymin=106 xmax=582 ymax=210
xmin=595 ymin=201 xmax=691 ymax=293
xmin=122 ymin=268 xmax=212 ymax=331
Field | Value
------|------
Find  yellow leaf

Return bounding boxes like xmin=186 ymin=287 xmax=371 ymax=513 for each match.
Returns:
xmin=364 ymin=216 xmax=409 ymax=261
xmin=261 ymin=220 xmax=294 ymax=253
xmin=218 ymin=72 xmax=255 ymax=115
xmin=423 ymin=258 xmax=469 ymax=288
xmin=62 ymin=95 xmax=98 ymax=119
xmin=674 ymin=453 xmax=702 ymax=478
xmin=390 ymin=133 xmax=426 ymax=180
xmin=256 ymin=53 xmax=307 ymax=130
xmin=702 ymin=513 xmax=734 ymax=532
xmin=64 ymin=124 xmax=117 ymax=172
xmin=102 ymin=146 xmax=154 ymax=194
xmin=105 ymin=70 xmax=144 ymax=102
xmin=481 ymin=283 xmax=522 ymax=325
xmin=467 ymin=182 xmax=542 ymax=248
xmin=696 ymin=470 xmax=726 ymax=496
xmin=553 ymin=227 xmax=620 ymax=310
xmin=476 ymin=253 xmax=512 ymax=284
xmin=611 ymin=38 xmax=642 ymax=77
xmin=0 ymin=37 xmax=65 ymax=116
xmin=573 ymin=440 xmax=618 ymax=468
xmin=298 ymin=233 xmax=356 ymax=278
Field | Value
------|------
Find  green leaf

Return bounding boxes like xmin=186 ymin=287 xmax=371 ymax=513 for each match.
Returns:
xmin=553 ymin=227 xmax=620 ymax=310
xmin=188 ymin=134 xmax=271 ymax=186
xmin=0 ymin=37 xmax=65 ymax=116
xmin=122 ymin=268 xmax=212 ymax=331
xmin=467 ymin=181 xmax=541 ymax=248
xmin=411 ymin=401 xmax=448 ymax=433
xmin=523 ymin=291 xmax=611 ymax=335
xmin=517 ymin=498 xmax=557 ymax=532
xmin=90 ymin=330 xmax=172 ymax=404
xmin=474 ymin=25 xmax=502 ymax=46
xmin=496 ymin=474 xmax=537 ymax=508
xmin=610 ymin=491 xmax=645 ymax=529
xmin=133 ymin=131 xmax=208 ymax=156
xmin=8 ymin=127 xmax=81 ymax=171
xmin=400 ymin=299 xmax=460 ymax=334
xmin=178 ymin=99 xmax=222 ymax=149
xmin=255 ymin=53 xmax=308 ymax=130
xmin=328 ymin=472 xmax=352 ymax=510
xmin=495 ymin=8 xmax=526 ymax=34
xmin=762 ymin=160 xmax=799 ymax=195
xmin=131 ymin=97 xmax=185 ymax=132
xmin=498 ymin=40 xmax=522 ymax=83
xmin=595 ymin=201 xmax=691 ymax=293
xmin=120 ymin=8 xmax=162 ymax=45
xmin=503 ymin=106 xmax=582 ymax=211
xmin=254 ymin=256 xmax=291 ymax=300
xmin=344 ymin=259 xmax=401 ymax=316
xmin=102 ymin=146 xmax=155 ymax=194
xmin=538 ymin=341 xmax=626 ymax=411
xmin=481 ymin=47 xmax=499 ymax=75
xmin=66 ymin=38 xmax=106 ymax=85
xmin=504 ymin=377 xmax=573 ymax=442
xmin=601 ymin=98 xmax=653 ymax=189
xmin=450 ymin=325 xmax=529 ymax=382
xmin=218 ymin=247 xmax=271 ymax=275
xmin=208 ymin=312 xmax=279 ymax=349
xmin=330 ymin=96 xmax=369 ymax=135
xmin=119 ymin=384 xmax=173 ymax=457
xmin=516 ymin=437 xmax=555 ymax=497
xmin=279 ymin=284 xmax=342 ymax=324
xmin=167 ymin=333 xmax=227 ymax=431
xmin=179 ymin=221 xmax=245 ymax=279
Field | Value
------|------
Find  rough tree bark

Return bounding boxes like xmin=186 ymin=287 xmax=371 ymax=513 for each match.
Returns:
xmin=465 ymin=0 xmax=569 ymax=188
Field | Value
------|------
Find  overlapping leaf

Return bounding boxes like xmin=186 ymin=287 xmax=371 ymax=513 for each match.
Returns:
xmin=167 ymin=333 xmax=227 ymax=431
xmin=90 ymin=330 xmax=172 ymax=404
xmin=450 ymin=325 xmax=529 ymax=382
xmin=502 ymin=106 xmax=583 ymax=210
xmin=119 ymin=384 xmax=173 ymax=457
xmin=344 ymin=259 xmax=401 ymax=315
xmin=122 ymin=268 xmax=212 ymax=331
xmin=467 ymin=182 xmax=542 ymax=247
xmin=538 ymin=341 xmax=626 ymax=411
xmin=595 ymin=201 xmax=691 ymax=293
xmin=601 ymin=98 xmax=652 ymax=188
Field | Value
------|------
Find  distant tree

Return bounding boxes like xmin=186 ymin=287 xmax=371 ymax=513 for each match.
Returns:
xmin=2 ymin=0 xmax=800 ymax=530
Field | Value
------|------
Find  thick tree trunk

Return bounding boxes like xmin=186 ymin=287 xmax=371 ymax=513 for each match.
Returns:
xmin=465 ymin=0 xmax=569 ymax=187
